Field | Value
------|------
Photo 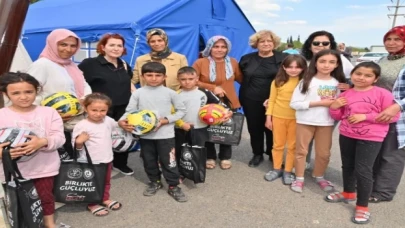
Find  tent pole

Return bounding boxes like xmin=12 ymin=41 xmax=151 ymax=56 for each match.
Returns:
xmin=130 ymin=35 xmax=140 ymax=67
xmin=0 ymin=0 xmax=30 ymax=108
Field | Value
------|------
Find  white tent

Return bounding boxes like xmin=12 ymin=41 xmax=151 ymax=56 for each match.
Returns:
xmin=10 ymin=40 xmax=32 ymax=72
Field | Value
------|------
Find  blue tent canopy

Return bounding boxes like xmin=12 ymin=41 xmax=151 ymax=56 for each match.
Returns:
xmin=23 ymin=0 xmax=256 ymax=67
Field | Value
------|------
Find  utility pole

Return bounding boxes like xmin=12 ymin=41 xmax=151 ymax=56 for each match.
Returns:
xmin=388 ymin=0 xmax=405 ymax=28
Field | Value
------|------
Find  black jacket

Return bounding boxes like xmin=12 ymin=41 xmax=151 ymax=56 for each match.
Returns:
xmin=238 ymin=51 xmax=288 ymax=101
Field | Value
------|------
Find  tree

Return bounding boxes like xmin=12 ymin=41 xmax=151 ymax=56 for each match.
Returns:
xmin=30 ymin=0 xmax=41 ymax=4
xmin=364 ymin=47 xmax=370 ymax=52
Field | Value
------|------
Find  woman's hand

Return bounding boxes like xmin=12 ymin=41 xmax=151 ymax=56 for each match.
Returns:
xmin=263 ymin=99 xmax=269 ymax=108
xmin=12 ymin=136 xmax=48 ymax=157
xmin=118 ymin=119 xmax=134 ymax=132
xmin=338 ymin=83 xmax=350 ymax=91
xmin=265 ymin=116 xmax=273 ymax=130
xmin=131 ymin=84 xmax=136 ymax=93
xmin=376 ymin=103 xmax=401 ymax=123
xmin=213 ymin=87 xmax=226 ymax=97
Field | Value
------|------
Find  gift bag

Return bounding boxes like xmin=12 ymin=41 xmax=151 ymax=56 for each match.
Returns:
xmin=2 ymin=148 xmax=44 ymax=228
xmin=207 ymin=95 xmax=245 ymax=146
xmin=54 ymin=144 xmax=107 ymax=204
xmin=179 ymin=129 xmax=207 ymax=184
xmin=57 ymin=131 xmax=74 ymax=160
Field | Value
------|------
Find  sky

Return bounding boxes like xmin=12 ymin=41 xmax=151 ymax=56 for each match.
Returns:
xmin=235 ymin=0 xmax=404 ymax=48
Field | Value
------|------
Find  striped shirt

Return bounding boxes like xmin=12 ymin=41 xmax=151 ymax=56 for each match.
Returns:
xmin=393 ymin=67 xmax=405 ymax=148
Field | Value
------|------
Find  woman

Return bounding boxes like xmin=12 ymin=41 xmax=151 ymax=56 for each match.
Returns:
xmin=27 ymin=29 xmax=92 ymax=160
xmin=78 ymin=33 xmax=134 ymax=175
xmin=193 ymin=35 xmax=242 ymax=170
xmin=239 ymin=30 xmax=288 ymax=167
xmin=132 ymin=28 xmax=188 ymax=91
xmin=370 ymin=26 xmax=405 ymax=203
xmin=300 ymin=31 xmax=352 ymax=168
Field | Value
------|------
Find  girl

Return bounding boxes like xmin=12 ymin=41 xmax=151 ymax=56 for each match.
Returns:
xmin=0 ymin=72 xmax=66 ymax=228
xmin=289 ymin=49 xmax=346 ymax=193
xmin=264 ymin=55 xmax=307 ymax=185
xmin=326 ymin=62 xmax=399 ymax=224
xmin=72 ymin=93 xmax=123 ymax=217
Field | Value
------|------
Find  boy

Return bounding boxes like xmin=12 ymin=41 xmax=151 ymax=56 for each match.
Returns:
xmin=119 ymin=62 xmax=187 ymax=202
xmin=174 ymin=66 xmax=231 ymax=169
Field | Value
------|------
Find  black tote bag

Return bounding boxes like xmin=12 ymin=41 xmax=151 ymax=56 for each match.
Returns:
xmin=54 ymin=143 xmax=107 ymax=204
xmin=179 ymin=129 xmax=207 ymax=184
xmin=2 ymin=148 xmax=44 ymax=228
xmin=207 ymin=95 xmax=245 ymax=146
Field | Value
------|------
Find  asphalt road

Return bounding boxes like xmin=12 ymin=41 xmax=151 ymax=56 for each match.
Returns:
xmin=54 ymin=123 xmax=405 ymax=228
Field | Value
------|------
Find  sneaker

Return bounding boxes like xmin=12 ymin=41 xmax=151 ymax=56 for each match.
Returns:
xmin=113 ymin=165 xmax=134 ymax=176
xmin=143 ymin=181 xmax=163 ymax=196
xmin=168 ymin=186 xmax=188 ymax=202
xmin=264 ymin=170 xmax=283 ymax=181
xmin=291 ymin=180 xmax=304 ymax=193
xmin=282 ymin=172 xmax=295 ymax=185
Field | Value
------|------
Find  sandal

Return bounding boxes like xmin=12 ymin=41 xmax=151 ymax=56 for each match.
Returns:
xmin=220 ymin=160 xmax=232 ymax=170
xmin=369 ymin=196 xmax=392 ymax=203
xmin=87 ymin=206 xmax=109 ymax=217
xmin=206 ymin=159 xmax=216 ymax=169
xmin=325 ymin=192 xmax=356 ymax=203
xmin=351 ymin=209 xmax=371 ymax=224
xmin=316 ymin=179 xmax=335 ymax=192
xmin=102 ymin=200 xmax=122 ymax=211
xmin=264 ymin=170 xmax=283 ymax=182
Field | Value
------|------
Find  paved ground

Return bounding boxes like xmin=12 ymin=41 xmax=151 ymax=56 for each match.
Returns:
xmin=51 ymin=123 xmax=405 ymax=228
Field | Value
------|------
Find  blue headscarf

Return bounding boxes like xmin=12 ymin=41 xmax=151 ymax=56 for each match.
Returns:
xmin=201 ymin=36 xmax=234 ymax=82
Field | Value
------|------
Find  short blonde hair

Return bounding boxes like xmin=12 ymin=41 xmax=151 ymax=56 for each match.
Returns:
xmin=249 ymin=30 xmax=281 ymax=49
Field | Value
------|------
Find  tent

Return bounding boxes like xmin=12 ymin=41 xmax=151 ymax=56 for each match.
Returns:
xmin=22 ymin=0 xmax=256 ymax=66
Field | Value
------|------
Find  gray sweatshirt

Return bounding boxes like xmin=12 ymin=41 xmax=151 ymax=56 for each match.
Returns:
xmin=120 ymin=85 xmax=186 ymax=139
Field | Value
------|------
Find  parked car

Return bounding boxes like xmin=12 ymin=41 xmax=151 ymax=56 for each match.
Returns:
xmin=356 ymin=52 xmax=388 ymax=65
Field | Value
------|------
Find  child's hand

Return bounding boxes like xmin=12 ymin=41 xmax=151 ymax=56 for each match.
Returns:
xmin=330 ymin=97 xmax=347 ymax=109
xmin=263 ymin=99 xmax=269 ymax=108
xmin=12 ymin=136 xmax=48 ymax=156
xmin=118 ymin=120 xmax=134 ymax=132
xmin=338 ymin=83 xmax=350 ymax=91
xmin=348 ymin=114 xmax=366 ymax=124
xmin=76 ymin=132 xmax=90 ymax=144
xmin=265 ymin=116 xmax=273 ymax=131
xmin=222 ymin=111 xmax=233 ymax=122
xmin=58 ymin=111 xmax=74 ymax=122
xmin=320 ymin=98 xmax=336 ymax=107
xmin=376 ymin=104 xmax=401 ymax=123
xmin=0 ymin=142 xmax=10 ymax=159
xmin=182 ymin=123 xmax=193 ymax=131
xmin=154 ymin=118 xmax=169 ymax=131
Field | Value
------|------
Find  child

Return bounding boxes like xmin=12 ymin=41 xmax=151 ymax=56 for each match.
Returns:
xmin=289 ymin=49 xmax=346 ymax=193
xmin=118 ymin=62 xmax=187 ymax=202
xmin=72 ymin=93 xmax=122 ymax=216
xmin=0 ymin=72 xmax=66 ymax=228
xmin=264 ymin=55 xmax=307 ymax=184
xmin=174 ymin=66 xmax=231 ymax=169
xmin=325 ymin=62 xmax=399 ymax=224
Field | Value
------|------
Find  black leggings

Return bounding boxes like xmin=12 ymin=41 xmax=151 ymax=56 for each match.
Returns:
xmin=339 ymin=135 xmax=382 ymax=207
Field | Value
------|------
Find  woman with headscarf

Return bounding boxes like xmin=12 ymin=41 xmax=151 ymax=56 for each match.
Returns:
xmin=25 ymin=28 xmax=90 ymax=228
xmin=132 ymin=28 xmax=188 ymax=91
xmin=239 ymin=30 xmax=288 ymax=167
xmin=78 ymin=33 xmax=134 ymax=176
xmin=370 ymin=26 xmax=405 ymax=203
xmin=193 ymin=35 xmax=242 ymax=170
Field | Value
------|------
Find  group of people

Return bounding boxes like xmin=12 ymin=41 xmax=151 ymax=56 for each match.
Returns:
xmin=0 ymin=24 xmax=403 ymax=227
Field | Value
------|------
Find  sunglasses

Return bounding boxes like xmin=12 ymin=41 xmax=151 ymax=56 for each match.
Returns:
xmin=312 ymin=41 xmax=330 ymax=46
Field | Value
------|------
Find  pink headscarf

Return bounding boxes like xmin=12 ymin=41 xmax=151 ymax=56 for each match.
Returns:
xmin=39 ymin=29 xmax=85 ymax=98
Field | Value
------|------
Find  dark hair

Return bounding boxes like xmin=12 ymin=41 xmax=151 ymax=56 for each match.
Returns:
xmin=177 ymin=66 xmax=197 ymax=77
xmin=0 ymin=72 xmax=41 ymax=94
xmin=274 ymin=55 xmax=307 ymax=87
xmin=82 ymin=93 xmax=112 ymax=108
xmin=301 ymin=49 xmax=346 ymax=94
xmin=351 ymin=61 xmax=381 ymax=78
xmin=96 ymin=33 xmax=127 ymax=56
xmin=287 ymin=43 xmax=294 ymax=48
xmin=141 ymin=62 xmax=166 ymax=75
xmin=301 ymin=31 xmax=337 ymax=61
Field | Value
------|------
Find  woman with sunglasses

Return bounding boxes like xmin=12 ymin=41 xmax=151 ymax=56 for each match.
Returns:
xmin=300 ymin=31 xmax=353 ymax=169
xmin=78 ymin=33 xmax=135 ymax=176
xmin=132 ymin=28 xmax=188 ymax=91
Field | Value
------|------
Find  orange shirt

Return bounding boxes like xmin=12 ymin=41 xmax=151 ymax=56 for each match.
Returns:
xmin=193 ymin=57 xmax=243 ymax=109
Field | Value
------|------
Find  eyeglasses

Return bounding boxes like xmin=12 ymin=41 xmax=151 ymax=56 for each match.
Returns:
xmin=312 ymin=41 xmax=330 ymax=47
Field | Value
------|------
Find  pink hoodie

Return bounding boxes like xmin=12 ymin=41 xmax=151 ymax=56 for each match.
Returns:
xmin=0 ymin=106 xmax=65 ymax=180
